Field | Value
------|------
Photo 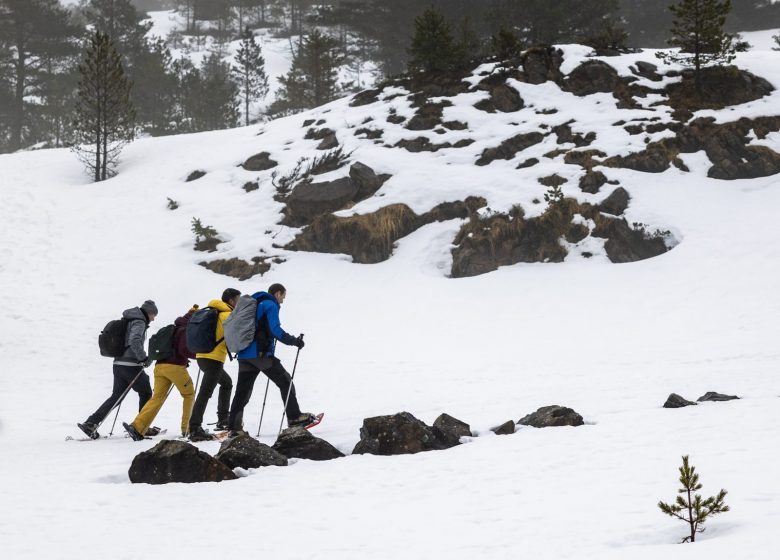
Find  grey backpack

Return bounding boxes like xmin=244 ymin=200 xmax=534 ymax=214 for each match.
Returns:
xmin=223 ymin=294 xmax=259 ymax=353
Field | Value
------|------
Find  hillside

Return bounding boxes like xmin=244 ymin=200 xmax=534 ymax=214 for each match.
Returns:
xmin=1 ymin=45 xmax=779 ymax=559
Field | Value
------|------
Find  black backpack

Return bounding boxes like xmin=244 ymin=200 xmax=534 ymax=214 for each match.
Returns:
xmin=98 ymin=318 xmax=128 ymax=357
xmin=186 ymin=306 xmax=222 ymax=353
xmin=148 ymin=324 xmax=176 ymax=362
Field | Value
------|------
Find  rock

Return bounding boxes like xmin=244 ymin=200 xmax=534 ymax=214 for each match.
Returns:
xmin=667 ymin=67 xmax=774 ymax=112
xmin=565 ymin=60 xmax=621 ymax=96
xmin=603 ymin=141 xmax=677 ymax=173
xmin=431 ymin=413 xmax=471 ymax=448
xmin=317 ymin=132 xmax=339 ymax=150
xmin=697 ymin=392 xmax=740 ymax=402
xmin=350 ymin=88 xmax=381 ymax=107
xmin=286 ymin=177 xmax=358 ymax=224
xmin=522 ymin=47 xmax=564 ymax=85
xmin=242 ymin=181 xmax=259 ymax=192
xmin=304 ymin=127 xmax=333 ymax=140
xmin=353 ymin=412 xmax=448 ymax=456
xmin=565 ymin=223 xmax=589 ymax=244
xmin=272 ymin=426 xmax=344 ymax=461
xmin=598 ymin=187 xmax=630 ymax=216
xmin=302 ymin=118 xmax=315 ymax=127
xmin=593 ymin=218 xmax=668 ymax=263
xmin=128 ymin=440 xmax=237 ymax=484
xmin=538 ymin=174 xmax=567 ymax=187
xmin=517 ymin=158 xmax=539 ymax=169
xmin=349 ymin=162 xmax=391 ymax=201
xmin=476 ymin=132 xmax=544 ymax=166
xmin=663 ymin=393 xmax=697 ymax=408
xmin=518 ymin=405 xmax=584 ymax=428
xmin=491 ymin=420 xmax=516 ymax=435
xmin=242 ymin=152 xmax=278 ymax=171
xmin=554 ymin=123 xmax=595 ymax=147
xmin=579 ymin=170 xmax=608 ymax=194
xmin=406 ymin=102 xmax=445 ymax=130
xmin=215 ymin=434 xmax=288 ymax=469
xmin=186 ymin=170 xmax=206 ymax=182
xmin=633 ymin=61 xmax=662 ymax=81
xmin=442 ymin=120 xmax=468 ymax=130
xmin=199 ymin=257 xmax=271 ymax=281
xmin=475 ymin=84 xmax=524 ymax=113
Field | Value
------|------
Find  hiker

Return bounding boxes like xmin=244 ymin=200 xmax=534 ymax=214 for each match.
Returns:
xmin=188 ymin=288 xmax=241 ymax=441
xmin=78 ymin=300 xmax=157 ymax=439
xmin=123 ymin=306 xmax=198 ymax=441
xmin=227 ymin=283 xmax=313 ymax=436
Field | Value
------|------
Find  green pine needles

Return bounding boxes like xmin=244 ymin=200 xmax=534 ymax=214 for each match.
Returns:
xmin=658 ymin=455 xmax=730 ymax=543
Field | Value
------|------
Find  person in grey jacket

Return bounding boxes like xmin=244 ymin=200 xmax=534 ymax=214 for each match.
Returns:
xmin=78 ymin=300 xmax=157 ymax=439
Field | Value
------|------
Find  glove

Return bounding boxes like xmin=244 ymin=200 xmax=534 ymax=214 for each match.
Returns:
xmin=294 ymin=335 xmax=305 ymax=349
xmin=142 ymin=357 xmax=153 ymax=368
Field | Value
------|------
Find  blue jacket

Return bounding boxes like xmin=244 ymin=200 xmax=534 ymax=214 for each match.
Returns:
xmin=236 ymin=292 xmax=297 ymax=360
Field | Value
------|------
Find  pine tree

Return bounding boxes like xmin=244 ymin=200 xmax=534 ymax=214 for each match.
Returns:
xmin=233 ymin=28 xmax=269 ymax=126
xmin=72 ymin=31 xmax=135 ymax=182
xmin=656 ymin=0 xmax=736 ymax=89
xmin=180 ymin=51 xmax=239 ymax=132
xmin=273 ymin=29 xmax=344 ymax=113
xmin=491 ymin=28 xmax=523 ymax=61
xmin=658 ymin=456 xmax=730 ymax=543
xmin=407 ymin=6 xmax=456 ymax=74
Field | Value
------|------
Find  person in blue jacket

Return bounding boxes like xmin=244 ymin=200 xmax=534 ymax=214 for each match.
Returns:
xmin=227 ymin=283 xmax=313 ymax=434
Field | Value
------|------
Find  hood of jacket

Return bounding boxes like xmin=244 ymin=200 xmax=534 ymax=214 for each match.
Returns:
xmin=122 ymin=307 xmax=148 ymax=323
xmin=252 ymin=291 xmax=278 ymax=307
xmin=207 ymin=299 xmax=234 ymax=313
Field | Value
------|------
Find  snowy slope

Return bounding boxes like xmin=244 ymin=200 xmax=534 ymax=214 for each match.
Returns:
xmin=1 ymin=45 xmax=780 ymax=560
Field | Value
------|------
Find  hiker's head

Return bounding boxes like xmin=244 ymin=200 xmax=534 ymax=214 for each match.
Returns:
xmin=141 ymin=300 xmax=158 ymax=322
xmin=222 ymin=288 xmax=241 ymax=308
xmin=268 ymin=283 xmax=286 ymax=304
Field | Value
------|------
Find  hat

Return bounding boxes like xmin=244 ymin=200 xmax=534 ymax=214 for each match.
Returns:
xmin=140 ymin=300 xmax=158 ymax=316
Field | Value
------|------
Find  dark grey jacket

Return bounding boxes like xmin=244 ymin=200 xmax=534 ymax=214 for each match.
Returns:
xmin=114 ymin=307 xmax=149 ymax=367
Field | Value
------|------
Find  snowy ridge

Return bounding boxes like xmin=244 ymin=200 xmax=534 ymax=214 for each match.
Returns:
xmin=0 ymin=45 xmax=779 ymax=559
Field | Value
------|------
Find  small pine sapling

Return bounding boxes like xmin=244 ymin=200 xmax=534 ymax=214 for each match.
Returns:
xmin=773 ymin=33 xmax=780 ymax=52
xmin=544 ymin=185 xmax=564 ymax=205
xmin=658 ymin=455 xmax=730 ymax=543
xmin=191 ymin=217 xmax=219 ymax=247
xmin=167 ymin=198 xmax=179 ymax=210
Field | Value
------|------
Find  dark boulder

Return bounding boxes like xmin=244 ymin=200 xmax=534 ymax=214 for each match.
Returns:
xmin=565 ymin=223 xmax=589 ymax=244
xmin=353 ymin=412 xmax=447 ymax=456
xmin=667 ymin=67 xmax=774 ymax=112
xmin=632 ymin=61 xmax=662 ymax=82
xmin=476 ymin=132 xmax=544 ymax=166
xmin=663 ymin=393 xmax=697 ymax=408
xmin=286 ymin=177 xmax=358 ymax=224
xmin=215 ymin=434 xmax=288 ymax=469
xmin=272 ymin=426 xmax=344 ymax=461
xmin=350 ymin=162 xmax=391 ymax=201
xmin=491 ymin=421 xmax=516 ymax=435
xmin=186 ymin=170 xmax=206 ymax=182
xmin=565 ymin=61 xmax=621 ymax=96
xmin=518 ymin=405 xmax=584 ymax=428
xmin=128 ymin=440 xmax=237 ymax=484
xmin=697 ymin=392 xmax=740 ymax=402
xmin=517 ymin=158 xmax=539 ymax=169
xmin=579 ymin=170 xmax=608 ymax=194
xmin=475 ymin=84 xmax=523 ymax=113
xmin=598 ymin=187 xmax=630 ymax=216
xmin=242 ymin=152 xmax=278 ymax=171
xmin=350 ymin=88 xmax=381 ymax=107
xmin=431 ymin=413 xmax=471 ymax=448
xmin=522 ymin=47 xmax=564 ymax=85
xmin=592 ymin=217 xmax=668 ymax=263
xmin=317 ymin=132 xmax=339 ymax=150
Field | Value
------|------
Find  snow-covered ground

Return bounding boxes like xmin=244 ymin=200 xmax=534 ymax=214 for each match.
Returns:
xmin=0 ymin=45 xmax=779 ymax=559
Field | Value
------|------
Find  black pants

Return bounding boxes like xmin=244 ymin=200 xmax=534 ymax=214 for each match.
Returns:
xmin=189 ymin=358 xmax=233 ymax=430
xmin=227 ymin=357 xmax=302 ymax=431
xmin=86 ymin=365 xmax=152 ymax=426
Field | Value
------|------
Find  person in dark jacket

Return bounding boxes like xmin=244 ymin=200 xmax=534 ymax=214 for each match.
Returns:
xmin=123 ymin=306 xmax=198 ymax=440
xmin=227 ymin=283 xmax=313 ymax=436
xmin=78 ymin=300 xmax=157 ymax=439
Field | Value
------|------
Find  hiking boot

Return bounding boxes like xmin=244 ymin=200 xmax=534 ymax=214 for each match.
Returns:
xmin=145 ymin=426 xmax=162 ymax=437
xmin=123 ymin=422 xmax=145 ymax=442
xmin=78 ymin=422 xmax=100 ymax=440
xmin=188 ymin=426 xmax=215 ymax=442
xmin=288 ymin=413 xmax=316 ymax=428
xmin=215 ymin=419 xmax=229 ymax=431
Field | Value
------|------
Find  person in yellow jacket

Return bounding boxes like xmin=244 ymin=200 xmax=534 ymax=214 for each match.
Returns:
xmin=188 ymin=288 xmax=241 ymax=441
xmin=123 ymin=306 xmax=198 ymax=440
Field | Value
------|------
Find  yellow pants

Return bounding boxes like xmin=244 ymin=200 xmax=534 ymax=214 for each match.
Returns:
xmin=132 ymin=363 xmax=195 ymax=435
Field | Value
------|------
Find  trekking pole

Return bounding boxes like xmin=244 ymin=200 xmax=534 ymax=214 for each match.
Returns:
xmin=103 ymin=369 xmax=145 ymax=436
xmin=278 ymin=335 xmax=304 ymax=436
xmin=194 ymin=367 xmax=202 ymax=395
xmin=255 ymin=378 xmax=271 ymax=437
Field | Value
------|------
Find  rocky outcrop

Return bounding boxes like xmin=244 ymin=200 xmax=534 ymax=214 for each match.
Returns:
xmin=317 ymin=132 xmax=339 ymax=150
xmin=579 ymin=170 xmax=608 ymax=193
xmin=242 ymin=152 xmax=278 ymax=171
xmin=518 ymin=406 xmax=584 ymax=428
xmin=215 ymin=434 xmax=288 ymax=470
xmin=663 ymin=393 xmax=697 ymax=408
xmin=598 ymin=187 xmax=630 ymax=216
xmin=352 ymin=412 xmax=448 ymax=456
xmin=199 ymin=257 xmax=272 ymax=280
xmin=522 ymin=47 xmax=564 ymax=85
xmin=287 ymin=197 xmax=486 ymax=264
xmin=475 ymin=83 xmax=523 ymax=113
xmin=697 ymin=392 xmax=740 ymax=402
xmin=491 ymin=421 xmax=516 ymax=435
xmin=591 ymin=216 xmax=668 ymax=263
xmin=350 ymin=88 xmax=381 ymax=107
xmin=406 ymin=102 xmax=448 ymax=130
xmin=564 ymin=60 xmax=622 ymax=96
xmin=272 ymin=426 xmax=344 ymax=461
xmin=186 ymin=170 xmax=206 ymax=182
xmin=476 ymin=132 xmax=545 ymax=166
xmin=431 ymin=413 xmax=471 ymax=448
xmin=128 ymin=440 xmax=237 ymax=484
xmin=554 ymin=123 xmax=596 ymax=147
xmin=667 ymin=67 xmax=774 ymax=112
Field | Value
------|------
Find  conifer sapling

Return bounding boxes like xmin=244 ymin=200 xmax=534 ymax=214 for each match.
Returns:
xmin=658 ymin=455 xmax=729 ymax=543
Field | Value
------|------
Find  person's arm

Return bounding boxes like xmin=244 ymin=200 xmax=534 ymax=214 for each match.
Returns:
xmin=127 ymin=319 xmax=147 ymax=362
xmin=176 ymin=326 xmax=195 ymax=359
xmin=264 ymin=302 xmax=297 ymax=346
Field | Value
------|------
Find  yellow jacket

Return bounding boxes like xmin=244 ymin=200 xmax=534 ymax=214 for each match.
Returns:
xmin=195 ymin=299 xmax=233 ymax=363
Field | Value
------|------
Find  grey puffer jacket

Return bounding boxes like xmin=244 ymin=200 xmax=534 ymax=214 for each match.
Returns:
xmin=114 ymin=307 xmax=150 ymax=366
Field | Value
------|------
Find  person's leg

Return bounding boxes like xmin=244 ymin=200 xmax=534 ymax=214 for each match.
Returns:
xmin=189 ymin=358 xmax=222 ymax=430
xmin=132 ymin=364 xmax=173 ymax=435
xmin=215 ymin=366 xmax=233 ymax=427
xmin=170 ymin=367 xmax=195 ymax=435
xmin=84 ymin=365 xmax=135 ymax=426
xmin=227 ymin=361 xmax=260 ymax=431
xmin=263 ymin=358 xmax=302 ymax=423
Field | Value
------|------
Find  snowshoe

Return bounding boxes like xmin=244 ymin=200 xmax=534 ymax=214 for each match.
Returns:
xmin=188 ymin=426 xmax=216 ymax=442
xmin=77 ymin=422 xmax=100 ymax=440
xmin=123 ymin=422 xmax=145 ymax=442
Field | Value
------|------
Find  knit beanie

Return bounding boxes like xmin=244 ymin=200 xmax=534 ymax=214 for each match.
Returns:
xmin=140 ymin=300 xmax=158 ymax=316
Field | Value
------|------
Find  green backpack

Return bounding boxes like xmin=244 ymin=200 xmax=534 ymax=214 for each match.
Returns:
xmin=148 ymin=324 xmax=176 ymax=362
